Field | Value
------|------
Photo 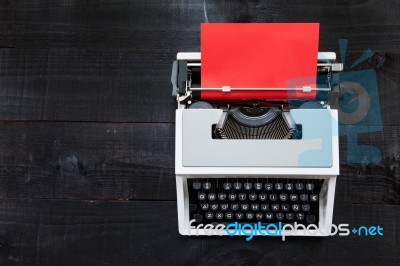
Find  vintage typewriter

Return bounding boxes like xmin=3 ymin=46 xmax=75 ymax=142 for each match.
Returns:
xmin=172 ymin=25 xmax=342 ymax=237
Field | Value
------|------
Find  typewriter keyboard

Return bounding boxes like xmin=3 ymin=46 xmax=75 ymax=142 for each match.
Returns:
xmin=188 ymin=178 xmax=323 ymax=226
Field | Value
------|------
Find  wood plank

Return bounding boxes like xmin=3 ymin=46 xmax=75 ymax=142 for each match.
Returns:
xmin=12 ymin=0 xmax=201 ymax=50
xmin=374 ymin=53 xmax=400 ymax=126
xmin=0 ymin=49 xmax=399 ymax=124
xmin=0 ymin=121 xmax=175 ymax=200
xmin=337 ymin=126 xmax=400 ymax=205
xmin=0 ymin=1 xmax=398 ymax=264
xmin=0 ymin=0 xmax=14 ymax=48
xmin=0 ymin=48 xmax=176 ymax=122
xmin=397 ymin=209 xmax=400 ymax=264
xmin=248 ymin=0 xmax=400 ymax=53
xmin=0 ymin=199 xmax=397 ymax=265
xmin=7 ymin=0 xmax=400 ymax=52
xmin=0 ymin=121 xmax=399 ymax=204
xmin=0 ymin=1 xmax=399 ymax=123
xmin=338 ymin=51 xmax=400 ymax=127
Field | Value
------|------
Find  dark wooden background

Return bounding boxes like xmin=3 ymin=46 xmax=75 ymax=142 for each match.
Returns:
xmin=0 ymin=0 xmax=399 ymax=265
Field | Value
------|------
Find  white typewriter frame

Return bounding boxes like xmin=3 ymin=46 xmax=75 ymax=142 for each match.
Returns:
xmin=175 ymin=52 xmax=340 ymax=237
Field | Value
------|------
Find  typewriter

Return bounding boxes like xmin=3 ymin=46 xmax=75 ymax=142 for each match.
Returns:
xmin=172 ymin=26 xmax=342 ymax=237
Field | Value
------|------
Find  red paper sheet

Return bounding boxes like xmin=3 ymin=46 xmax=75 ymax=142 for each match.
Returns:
xmin=200 ymin=23 xmax=319 ymax=101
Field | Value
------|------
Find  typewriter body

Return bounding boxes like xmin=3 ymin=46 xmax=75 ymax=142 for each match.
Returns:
xmin=172 ymin=51 xmax=342 ymax=237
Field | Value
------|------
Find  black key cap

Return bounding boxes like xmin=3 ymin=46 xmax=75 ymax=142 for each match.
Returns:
xmin=216 ymin=212 xmax=224 ymax=220
xmin=256 ymin=213 xmax=263 ymax=220
xmin=205 ymin=212 xmax=213 ymax=219
xmin=228 ymin=193 xmax=237 ymax=201
xmin=193 ymin=181 xmax=201 ymax=190
xmin=260 ymin=204 xmax=269 ymax=211
xmin=265 ymin=213 xmax=274 ymax=220
xmin=279 ymin=194 xmax=288 ymax=201
xmin=210 ymin=203 xmax=218 ymax=211
xmin=269 ymin=194 xmax=278 ymax=201
xmin=290 ymin=194 xmax=298 ymax=201
xmin=302 ymin=204 xmax=310 ymax=212
xmin=218 ymin=193 xmax=226 ymax=201
xmin=306 ymin=215 xmax=316 ymax=224
xmin=246 ymin=212 xmax=254 ymax=220
xmin=271 ymin=204 xmax=279 ymax=211
xmin=223 ymin=183 xmax=232 ymax=190
xmin=286 ymin=213 xmax=294 ymax=220
xmin=296 ymin=213 xmax=305 ymax=221
xmin=189 ymin=204 xmax=197 ymax=212
xmin=300 ymin=194 xmax=308 ymax=201
xmin=285 ymin=183 xmax=293 ymax=190
xmin=265 ymin=183 xmax=273 ymax=190
xmin=259 ymin=194 xmax=267 ymax=201
xmin=295 ymin=183 xmax=304 ymax=190
xmin=231 ymin=203 xmax=239 ymax=211
xmin=244 ymin=183 xmax=252 ymax=190
xmin=241 ymin=204 xmax=249 ymax=211
xmin=275 ymin=183 xmax=283 ymax=190
xmin=254 ymin=183 xmax=263 ymax=190
xmin=226 ymin=212 xmax=233 ymax=220
xmin=208 ymin=193 xmax=216 ymax=201
xmin=238 ymin=193 xmax=247 ymax=201
xmin=251 ymin=204 xmax=259 ymax=211
xmin=249 ymin=193 xmax=257 ymax=201
xmin=193 ymin=214 xmax=202 ymax=222
xmin=310 ymin=194 xmax=319 ymax=202
xmin=236 ymin=212 xmax=244 ymax=220
xmin=281 ymin=204 xmax=290 ymax=211
xmin=265 ymin=213 xmax=273 ymax=220
xmin=292 ymin=204 xmax=300 ymax=212
xmin=220 ymin=203 xmax=229 ymax=211
xmin=200 ymin=203 xmax=209 ymax=210
xmin=276 ymin=213 xmax=284 ymax=220
xmin=233 ymin=182 xmax=242 ymax=190
xmin=306 ymin=183 xmax=314 ymax=191
xmin=198 ymin=193 xmax=206 ymax=200
xmin=203 ymin=182 xmax=211 ymax=190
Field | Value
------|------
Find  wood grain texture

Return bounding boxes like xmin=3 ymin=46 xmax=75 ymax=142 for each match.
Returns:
xmin=0 ymin=121 xmax=398 ymax=204
xmin=4 ymin=0 xmax=400 ymax=51
xmin=0 ymin=121 xmax=175 ymax=200
xmin=0 ymin=199 xmax=398 ymax=266
xmin=0 ymin=0 xmax=14 ymax=48
xmin=0 ymin=0 xmax=399 ymax=265
xmin=338 ymin=125 xmax=400 ymax=204
xmin=0 ymin=1 xmax=399 ymax=123
xmin=0 ymin=48 xmax=176 ymax=122
xmin=0 ymin=50 xmax=398 ymax=123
